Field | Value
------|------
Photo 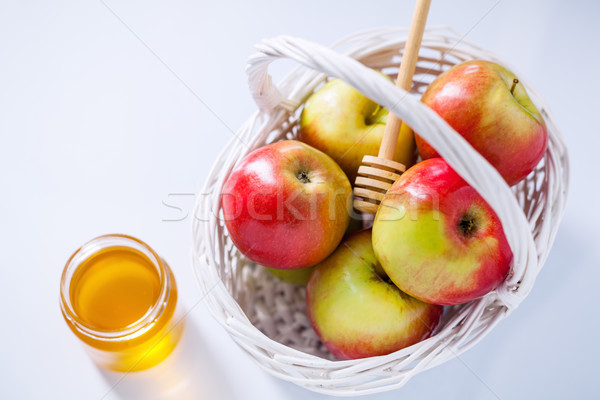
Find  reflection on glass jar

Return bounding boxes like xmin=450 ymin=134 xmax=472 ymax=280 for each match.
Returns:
xmin=60 ymin=234 xmax=183 ymax=372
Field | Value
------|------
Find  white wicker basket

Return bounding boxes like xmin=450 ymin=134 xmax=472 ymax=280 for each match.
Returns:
xmin=191 ymin=27 xmax=569 ymax=396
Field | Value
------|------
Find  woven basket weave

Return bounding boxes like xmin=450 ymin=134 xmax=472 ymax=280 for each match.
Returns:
xmin=191 ymin=27 xmax=569 ymax=396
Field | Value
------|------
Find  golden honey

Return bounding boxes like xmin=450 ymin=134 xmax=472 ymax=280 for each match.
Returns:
xmin=60 ymin=234 xmax=183 ymax=372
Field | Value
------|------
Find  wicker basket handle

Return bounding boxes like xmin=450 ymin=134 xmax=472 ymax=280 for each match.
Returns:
xmin=246 ymin=35 xmax=537 ymax=309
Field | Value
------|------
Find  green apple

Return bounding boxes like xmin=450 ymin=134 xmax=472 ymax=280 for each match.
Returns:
xmin=299 ymin=78 xmax=416 ymax=182
xmin=306 ymin=229 xmax=443 ymax=360
xmin=265 ymin=265 xmax=314 ymax=286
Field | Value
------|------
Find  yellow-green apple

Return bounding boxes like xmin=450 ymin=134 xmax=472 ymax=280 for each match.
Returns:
xmin=372 ymin=158 xmax=513 ymax=306
xmin=221 ymin=140 xmax=351 ymax=269
xmin=306 ymin=229 xmax=443 ymax=359
xmin=265 ymin=265 xmax=314 ymax=286
xmin=299 ymin=78 xmax=416 ymax=182
xmin=416 ymin=60 xmax=548 ymax=186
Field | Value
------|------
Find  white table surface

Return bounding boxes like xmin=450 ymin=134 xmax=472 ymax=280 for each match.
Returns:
xmin=1 ymin=1 xmax=598 ymax=399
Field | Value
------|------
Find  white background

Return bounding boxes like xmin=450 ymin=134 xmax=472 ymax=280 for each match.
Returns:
xmin=1 ymin=0 xmax=598 ymax=399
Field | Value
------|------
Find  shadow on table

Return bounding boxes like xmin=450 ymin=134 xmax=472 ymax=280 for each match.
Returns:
xmin=98 ymin=317 xmax=233 ymax=400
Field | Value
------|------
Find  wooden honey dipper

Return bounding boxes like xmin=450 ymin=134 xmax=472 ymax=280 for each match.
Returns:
xmin=353 ymin=0 xmax=431 ymax=214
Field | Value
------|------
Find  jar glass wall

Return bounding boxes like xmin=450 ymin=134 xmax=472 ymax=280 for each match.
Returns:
xmin=60 ymin=234 xmax=183 ymax=372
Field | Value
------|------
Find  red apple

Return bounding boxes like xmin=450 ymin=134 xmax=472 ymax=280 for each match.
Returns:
xmin=416 ymin=60 xmax=548 ymax=186
xmin=306 ymin=229 xmax=443 ymax=360
xmin=372 ymin=158 xmax=513 ymax=305
xmin=221 ymin=140 xmax=351 ymax=269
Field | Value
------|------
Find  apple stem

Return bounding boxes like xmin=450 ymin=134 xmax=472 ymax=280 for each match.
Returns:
xmin=510 ymin=78 xmax=519 ymax=95
xmin=366 ymin=105 xmax=382 ymax=125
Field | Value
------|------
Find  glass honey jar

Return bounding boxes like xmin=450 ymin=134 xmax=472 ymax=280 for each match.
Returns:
xmin=60 ymin=234 xmax=183 ymax=372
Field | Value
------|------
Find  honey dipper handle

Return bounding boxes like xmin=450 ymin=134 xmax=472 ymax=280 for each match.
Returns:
xmin=378 ymin=0 xmax=431 ymax=160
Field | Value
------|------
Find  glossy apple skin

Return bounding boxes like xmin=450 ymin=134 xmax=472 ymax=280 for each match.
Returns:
xmin=416 ymin=60 xmax=548 ymax=186
xmin=221 ymin=140 xmax=351 ymax=269
xmin=372 ymin=158 xmax=513 ymax=305
xmin=306 ymin=230 xmax=443 ymax=360
xmin=299 ymin=78 xmax=416 ymax=182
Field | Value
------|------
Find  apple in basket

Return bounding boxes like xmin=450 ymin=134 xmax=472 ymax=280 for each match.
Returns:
xmin=415 ymin=60 xmax=548 ymax=186
xmin=221 ymin=140 xmax=352 ymax=269
xmin=265 ymin=265 xmax=314 ymax=286
xmin=306 ymin=229 xmax=443 ymax=359
xmin=265 ymin=213 xmax=366 ymax=285
xmin=299 ymin=78 xmax=416 ymax=182
xmin=372 ymin=158 xmax=513 ymax=306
